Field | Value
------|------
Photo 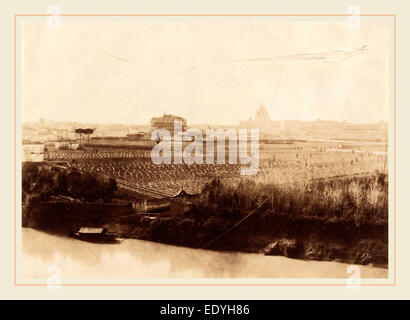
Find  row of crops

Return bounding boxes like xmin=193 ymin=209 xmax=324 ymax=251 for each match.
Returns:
xmin=68 ymin=158 xmax=243 ymax=195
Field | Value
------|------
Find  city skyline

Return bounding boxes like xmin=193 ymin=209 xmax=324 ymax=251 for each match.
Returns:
xmin=22 ymin=111 xmax=388 ymax=128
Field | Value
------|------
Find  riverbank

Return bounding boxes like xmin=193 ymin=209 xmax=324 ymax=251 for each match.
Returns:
xmin=101 ymin=213 xmax=387 ymax=268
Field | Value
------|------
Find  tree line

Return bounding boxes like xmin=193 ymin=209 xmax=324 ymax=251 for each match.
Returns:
xmin=22 ymin=163 xmax=117 ymax=203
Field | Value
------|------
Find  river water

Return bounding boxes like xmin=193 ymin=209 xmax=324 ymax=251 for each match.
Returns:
xmin=22 ymin=228 xmax=387 ymax=280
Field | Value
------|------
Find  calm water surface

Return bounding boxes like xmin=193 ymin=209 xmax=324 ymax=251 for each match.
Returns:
xmin=22 ymin=228 xmax=387 ymax=280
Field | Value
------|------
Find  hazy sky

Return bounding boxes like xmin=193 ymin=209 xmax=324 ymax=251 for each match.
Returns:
xmin=22 ymin=21 xmax=389 ymax=125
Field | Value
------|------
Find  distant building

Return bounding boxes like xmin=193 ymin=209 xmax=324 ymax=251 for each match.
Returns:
xmin=54 ymin=142 xmax=79 ymax=150
xmin=150 ymin=114 xmax=187 ymax=135
xmin=22 ymin=143 xmax=44 ymax=162
xmin=254 ymin=104 xmax=272 ymax=123
xmin=280 ymin=120 xmax=302 ymax=131
xmin=126 ymin=132 xmax=148 ymax=140
xmin=239 ymin=104 xmax=280 ymax=132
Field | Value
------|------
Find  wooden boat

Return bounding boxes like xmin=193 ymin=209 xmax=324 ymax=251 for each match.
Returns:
xmin=70 ymin=227 xmax=117 ymax=243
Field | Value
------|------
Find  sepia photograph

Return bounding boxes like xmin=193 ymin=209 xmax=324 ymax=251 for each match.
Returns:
xmin=20 ymin=18 xmax=390 ymax=282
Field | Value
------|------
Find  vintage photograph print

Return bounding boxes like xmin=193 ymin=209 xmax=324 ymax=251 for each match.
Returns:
xmin=20 ymin=18 xmax=390 ymax=282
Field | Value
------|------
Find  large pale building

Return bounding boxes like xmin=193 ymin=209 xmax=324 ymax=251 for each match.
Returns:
xmin=150 ymin=114 xmax=187 ymax=135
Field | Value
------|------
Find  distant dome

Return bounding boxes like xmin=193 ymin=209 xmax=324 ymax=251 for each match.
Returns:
xmin=254 ymin=104 xmax=271 ymax=122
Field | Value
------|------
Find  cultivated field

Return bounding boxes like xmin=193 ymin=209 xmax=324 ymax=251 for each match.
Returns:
xmin=45 ymin=139 xmax=388 ymax=196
